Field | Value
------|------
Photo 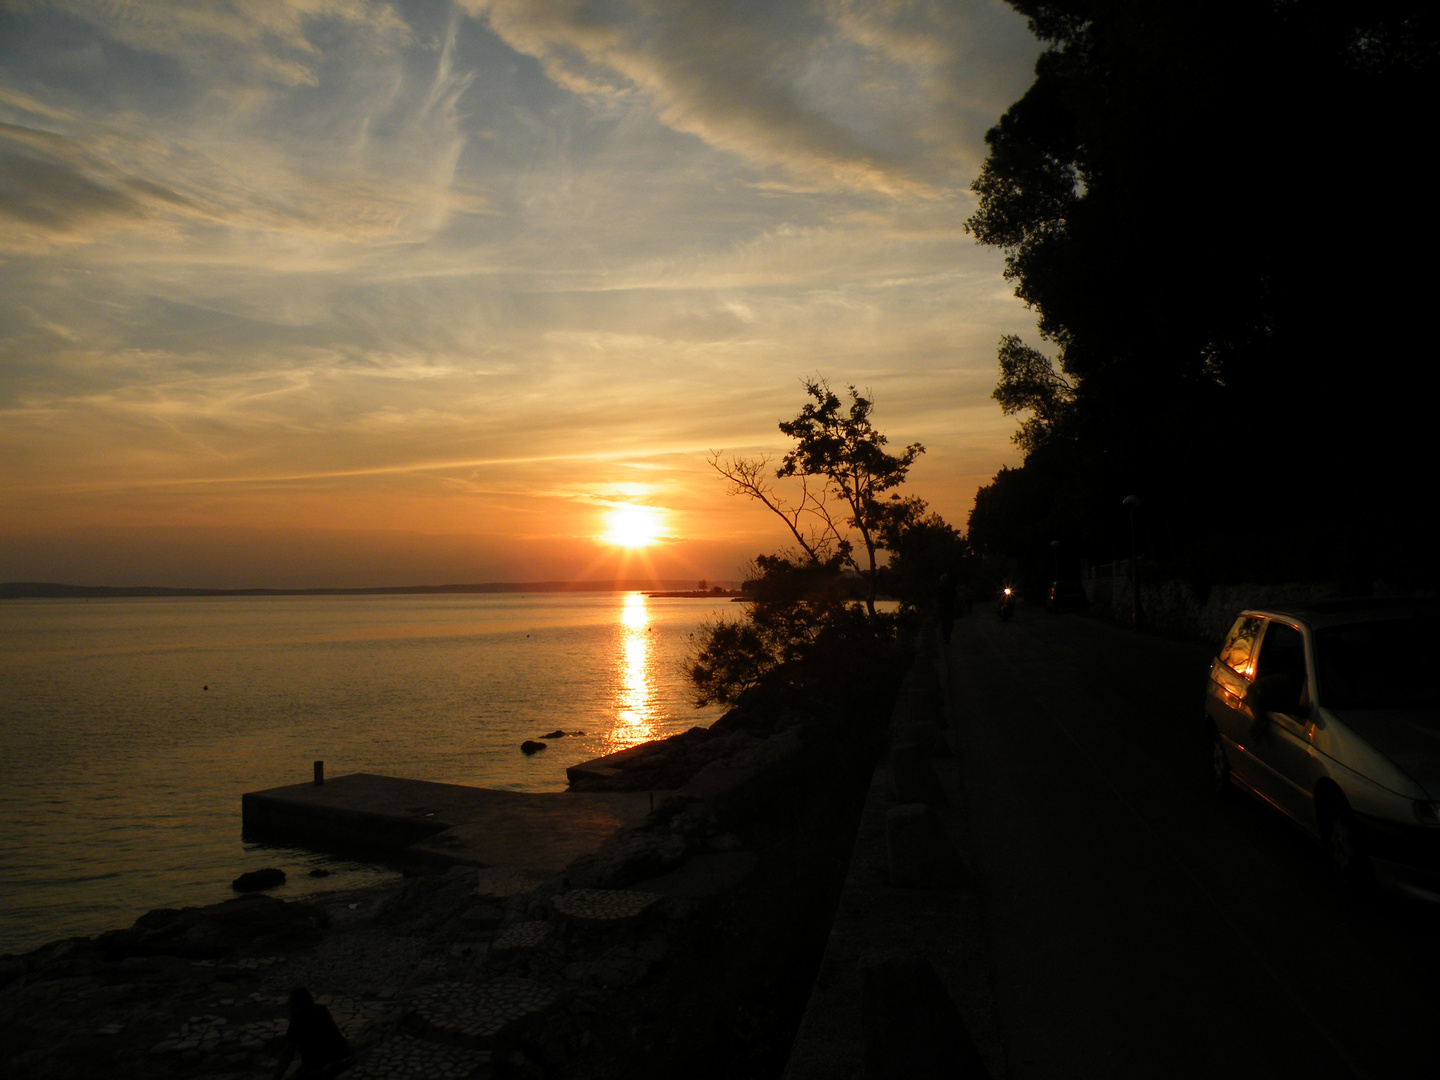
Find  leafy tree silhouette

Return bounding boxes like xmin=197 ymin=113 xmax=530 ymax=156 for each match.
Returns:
xmin=695 ymin=379 xmax=935 ymax=707
xmin=965 ymin=0 xmax=1439 ymax=589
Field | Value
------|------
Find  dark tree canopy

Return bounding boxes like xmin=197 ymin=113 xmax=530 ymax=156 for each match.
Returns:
xmin=877 ymin=496 xmax=977 ymax=609
xmin=990 ymin=334 xmax=1075 ymax=454
xmin=694 ymin=379 xmax=946 ymax=709
xmin=966 ymin=0 xmax=1439 ymax=591
xmin=711 ymin=379 xmax=923 ymax=616
xmin=777 ymin=380 xmax=924 ymax=614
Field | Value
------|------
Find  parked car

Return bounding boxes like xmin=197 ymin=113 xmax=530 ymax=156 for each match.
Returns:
xmin=1204 ymin=599 xmax=1440 ymax=898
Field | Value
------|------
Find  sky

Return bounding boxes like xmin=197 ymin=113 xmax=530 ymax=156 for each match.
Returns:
xmin=0 ymin=0 xmax=1042 ymax=589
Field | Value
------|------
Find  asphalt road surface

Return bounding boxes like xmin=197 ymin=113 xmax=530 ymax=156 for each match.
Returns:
xmin=946 ymin=605 xmax=1440 ymax=1079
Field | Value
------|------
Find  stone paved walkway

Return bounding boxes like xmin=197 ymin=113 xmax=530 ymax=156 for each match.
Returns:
xmin=104 ymin=868 xmax=681 ymax=1080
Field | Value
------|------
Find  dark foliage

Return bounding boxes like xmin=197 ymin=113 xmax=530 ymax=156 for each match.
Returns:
xmin=966 ymin=0 xmax=1439 ymax=591
xmin=696 ymin=378 xmax=939 ymax=710
xmin=690 ymin=553 xmax=912 ymax=710
xmin=877 ymin=496 xmax=980 ymax=610
xmin=776 ymin=380 xmax=924 ymax=615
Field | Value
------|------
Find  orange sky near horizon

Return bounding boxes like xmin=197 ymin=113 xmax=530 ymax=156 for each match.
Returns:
xmin=0 ymin=1 xmax=1042 ymax=589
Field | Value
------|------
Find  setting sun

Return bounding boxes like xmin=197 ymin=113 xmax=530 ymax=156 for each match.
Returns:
xmin=0 ymin=2 xmax=1044 ymax=591
xmin=601 ymin=505 xmax=666 ymax=548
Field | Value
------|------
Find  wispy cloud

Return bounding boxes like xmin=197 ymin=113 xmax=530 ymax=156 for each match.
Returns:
xmin=0 ymin=2 xmax=478 ymax=257
xmin=0 ymin=0 xmax=1042 ymax=585
xmin=467 ymin=0 xmax=1024 ymax=194
xmin=29 ymin=0 xmax=413 ymax=88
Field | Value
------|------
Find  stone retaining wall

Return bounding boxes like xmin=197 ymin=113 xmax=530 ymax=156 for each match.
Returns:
xmin=1085 ymin=574 xmax=1345 ymax=642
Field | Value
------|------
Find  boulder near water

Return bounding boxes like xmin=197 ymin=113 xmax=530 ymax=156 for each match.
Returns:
xmin=231 ymin=867 xmax=286 ymax=892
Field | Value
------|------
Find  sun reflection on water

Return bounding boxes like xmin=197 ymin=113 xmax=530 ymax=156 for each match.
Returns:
xmin=614 ymin=592 xmax=655 ymax=747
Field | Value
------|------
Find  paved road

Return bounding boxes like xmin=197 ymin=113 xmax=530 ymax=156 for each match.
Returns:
xmin=946 ymin=607 xmax=1440 ymax=1079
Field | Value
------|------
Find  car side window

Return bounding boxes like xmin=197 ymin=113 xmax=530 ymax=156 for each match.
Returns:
xmin=1220 ymin=616 xmax=1264 ymax=677
xmin=1253 ymin=621 xmax=1309 ymax=715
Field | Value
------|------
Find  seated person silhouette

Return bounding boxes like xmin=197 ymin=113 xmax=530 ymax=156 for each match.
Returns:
xmin=273 ymin=986 xmax=353 ymax=1079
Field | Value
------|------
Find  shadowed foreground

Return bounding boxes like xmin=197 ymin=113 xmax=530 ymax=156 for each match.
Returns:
xmin=1 ymin=681 xmax=893 ymax=1079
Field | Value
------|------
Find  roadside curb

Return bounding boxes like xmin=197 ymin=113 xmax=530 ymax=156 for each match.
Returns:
xmin=782 ymin=623 xmax=1005 ymax=1078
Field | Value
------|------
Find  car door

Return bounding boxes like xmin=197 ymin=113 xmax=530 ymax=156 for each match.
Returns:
xmin=1245 ymin=620 xmax=1322 ymax=826
xmin=1209 ymin=614 xmax=1266 ymax=790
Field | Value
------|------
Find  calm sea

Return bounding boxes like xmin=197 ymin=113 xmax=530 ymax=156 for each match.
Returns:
xmin=0 ymin=591 xmax=734 ymax=955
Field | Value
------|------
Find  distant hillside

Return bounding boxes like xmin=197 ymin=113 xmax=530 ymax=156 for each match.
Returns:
xmin=0 ymin=580 xmax=728 ymax=600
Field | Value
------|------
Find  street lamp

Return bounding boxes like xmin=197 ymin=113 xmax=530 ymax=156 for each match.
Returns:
xmin=1122 ymin=495 xmax=1141 ymax=627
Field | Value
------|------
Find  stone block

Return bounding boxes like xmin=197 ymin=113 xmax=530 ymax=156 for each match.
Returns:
xmin=860 ymin=948 xmax=986 ymax=1079
xmin=885 ymin=804 xmax=964 ymax=889
xmin=892 ymin=720 xmax=950 ymax=758
xmin=889 ymin=744 xmax=945 ymax=805
xmin=907 ymin=684 xmax=943 ymax=723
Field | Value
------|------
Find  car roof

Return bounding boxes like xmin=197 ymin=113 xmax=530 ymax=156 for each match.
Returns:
xmin=1242 ymin=597 xmax=1439 ymax=630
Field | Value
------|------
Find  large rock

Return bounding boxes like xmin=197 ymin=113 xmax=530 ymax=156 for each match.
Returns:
xmin=231 ymin=867 xmax=286 ymax=892
xmin=707 ymin=703 xmax=775 ymax=737
xmin=680 ymin=726 xmax=807 ymax=810
xmin=568 ymin=727 xmax=762 ymax=792
xmin=96 ymin=894 xmax=328 ymax=959
xmin=564 ymin=828 xmax=689 ymax=889
xmin=376 ymin=865 xmax=482 ymax=929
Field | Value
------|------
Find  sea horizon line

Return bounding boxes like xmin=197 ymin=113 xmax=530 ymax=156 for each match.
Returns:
xmin=0 ymin=580 xmax=738 ymax=600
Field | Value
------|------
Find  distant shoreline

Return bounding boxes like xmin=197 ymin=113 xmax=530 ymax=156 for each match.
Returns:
xmin=643 ymin=589 xmax=743 ymax=599
xmin=0 ymin=580 xmax=737 ymax=600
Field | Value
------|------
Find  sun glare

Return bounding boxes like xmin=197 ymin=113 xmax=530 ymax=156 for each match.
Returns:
xmin=601 ymin=505 xmax=664 ymax=548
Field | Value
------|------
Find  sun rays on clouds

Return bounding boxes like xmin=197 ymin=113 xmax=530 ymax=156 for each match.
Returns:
xmin=0 ymin=0 xmax=1040 ymax=588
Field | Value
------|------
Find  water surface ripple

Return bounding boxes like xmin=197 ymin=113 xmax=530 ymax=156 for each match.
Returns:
xmin=0 ymin=592 xmax=732 ymax=954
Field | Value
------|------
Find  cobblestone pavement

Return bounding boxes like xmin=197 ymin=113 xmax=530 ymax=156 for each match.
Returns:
xmin=405 ymin=978 xmax=558 ymax=1042
xmin=23 ymin=870 xmax=686 ymax=1080
xmin=348 ymin=1033 xmax=494 ymax=1079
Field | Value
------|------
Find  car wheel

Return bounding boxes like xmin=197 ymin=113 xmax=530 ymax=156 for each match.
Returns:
xmin=1320 ymin=791 xmax=1373 ymax=892
xmin=1206 ymin=724 xmax=1230 ymax=795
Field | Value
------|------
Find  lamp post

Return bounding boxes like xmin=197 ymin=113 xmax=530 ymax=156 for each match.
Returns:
xmin=1122 ymin=495 xmax=1141 ymax=627
xmin=1050 ymin=539 xmax=1060 ymax=582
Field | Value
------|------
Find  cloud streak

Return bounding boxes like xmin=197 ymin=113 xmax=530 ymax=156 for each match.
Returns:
xmin=470 ymin=0 xmax=1009 ymax=194
xmin=0 ymin=0 xmax=1042 ymax=586
xmin=31 ymin=0 xmax=413 ymax=88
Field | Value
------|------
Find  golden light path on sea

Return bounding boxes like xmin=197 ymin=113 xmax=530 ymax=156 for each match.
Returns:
xmin=616 ymin=592 xmax=656 ymax=746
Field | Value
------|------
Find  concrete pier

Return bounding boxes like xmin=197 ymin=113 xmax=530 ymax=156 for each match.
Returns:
xmin=563 ymin=741 xmax=655 ymax=786
xmin=241 ymin=772 xmax=653 ymax=875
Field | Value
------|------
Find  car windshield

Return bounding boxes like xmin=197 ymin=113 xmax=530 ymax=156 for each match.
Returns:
xmin=1314 ymin=617 xmax=1440 ymax=709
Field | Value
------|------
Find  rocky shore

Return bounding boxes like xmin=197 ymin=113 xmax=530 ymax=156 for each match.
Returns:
xmin=1 ymin=695 xmax=892 ymax=1080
